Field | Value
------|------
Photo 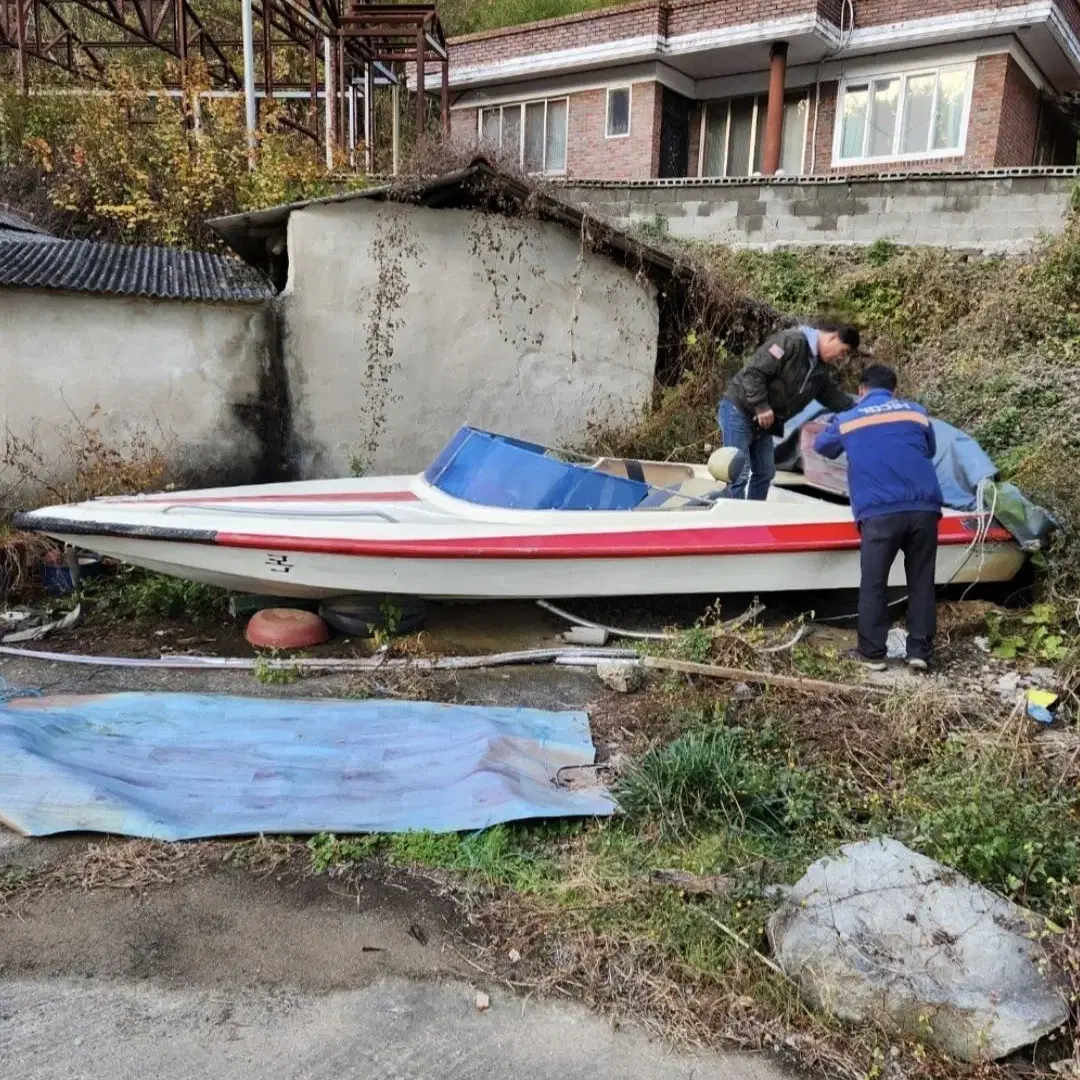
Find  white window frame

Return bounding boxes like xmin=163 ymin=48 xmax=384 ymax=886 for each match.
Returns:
xmin=477 ymin=96 xmax=570 ymax=175
xmin=697 ymin=91 xmax=811 ymax=178
xmin=831 ymin=62 xmax=974 ymax=167
xmin=605 ymin=85 xmax=632 ymax=139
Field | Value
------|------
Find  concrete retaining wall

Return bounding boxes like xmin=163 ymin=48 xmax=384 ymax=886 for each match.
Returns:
xmin=560 ymin=169 xmax=1080 ymax=253
xmin=280 ymin=201 xmax=659 ymax=477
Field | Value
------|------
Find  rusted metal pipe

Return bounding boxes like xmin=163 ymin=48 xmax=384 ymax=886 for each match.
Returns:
xmin=762 ymin=40 xmax=787 ymax=176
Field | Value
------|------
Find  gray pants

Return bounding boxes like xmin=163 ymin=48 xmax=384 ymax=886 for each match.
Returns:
xmin=858 ymin=511 xmax=940 ymax=662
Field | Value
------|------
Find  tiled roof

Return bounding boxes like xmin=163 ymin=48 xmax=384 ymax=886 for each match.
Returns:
xmin=0 ymin=235 xmax=276 ymax=302
xmin=0 ymin=208 xmax=51 ymax=235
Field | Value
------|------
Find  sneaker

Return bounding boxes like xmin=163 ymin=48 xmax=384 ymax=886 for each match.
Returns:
xmin=906 ymin=657 xmax=930 ymax=672
xmin=846 ymin=649 xmax=887 ymax=672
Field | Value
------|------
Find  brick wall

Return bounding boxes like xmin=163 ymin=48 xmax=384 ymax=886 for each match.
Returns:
xmin=805 ymin=55 xmax=1042 ymax=175
xmin=449 ymin=0 xmax=1080 ymax=74
xmin=566 ymin=81 xmax=662 ymax=178
xmin=451 ymin=3 xmax=664 ymax=70
xmin=995 ymin=56 xmax=1042 ymax=167
xmin=451 ymin=0 xmax=832 ymax=70
xmin=453 ymin=82 xmax=662 ymax=179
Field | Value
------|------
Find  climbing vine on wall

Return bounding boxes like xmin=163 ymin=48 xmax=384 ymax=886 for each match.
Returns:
xmin=357 ymin=207 xmax=426 ymax=464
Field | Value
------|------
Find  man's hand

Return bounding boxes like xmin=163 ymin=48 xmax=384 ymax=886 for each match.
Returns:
xmin=755 ymin=408 xmax=775 ymax=429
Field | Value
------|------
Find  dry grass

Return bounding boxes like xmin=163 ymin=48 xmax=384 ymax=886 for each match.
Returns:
xmin=0 ymin=838 xmax=221 ymax=915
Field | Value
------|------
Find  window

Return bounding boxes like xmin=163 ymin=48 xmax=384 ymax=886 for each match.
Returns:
xmin=606 ymin=87 xmax=630 ymax=138
xmin=701 ymin=91 xmax=809 ymax=177
xmin=478 ymin=97 xmax=568 ymax=173
xmin=835 ymin=64 xmax=972 ymax=164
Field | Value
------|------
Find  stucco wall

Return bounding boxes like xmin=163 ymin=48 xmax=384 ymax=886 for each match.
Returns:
xmin=279 ymin=201 xmax=660 ymax=476
xmin=0 ymin=291 xmax=269 ymax=497
xmin=560 ymin=171 xmax=1079 ymax=254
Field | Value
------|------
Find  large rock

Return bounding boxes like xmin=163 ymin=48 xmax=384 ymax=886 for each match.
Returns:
xmin=768 ymin=838 xmax=1068 ymax=1062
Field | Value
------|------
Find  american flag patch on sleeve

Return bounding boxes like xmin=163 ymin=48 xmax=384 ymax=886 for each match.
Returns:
xmin=769 ymin=343 xmax=784 ymax=360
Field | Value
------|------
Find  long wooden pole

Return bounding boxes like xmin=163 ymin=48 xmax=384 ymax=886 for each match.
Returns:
xmin=642 ymin=655 xmax=890 ymax=697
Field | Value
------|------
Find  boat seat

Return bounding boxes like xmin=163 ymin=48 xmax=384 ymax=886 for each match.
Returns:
xmin=708 ymin=446 xmax=747 ymax=482
xmin=638 ymin=477 xmax=726 ymax=510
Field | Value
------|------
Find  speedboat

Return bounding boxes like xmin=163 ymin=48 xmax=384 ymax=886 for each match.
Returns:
xmin=13 ymin=426 xmax=1025 ymax=600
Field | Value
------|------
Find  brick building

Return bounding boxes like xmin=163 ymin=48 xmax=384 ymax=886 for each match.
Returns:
xmin=442 ymin=0 xmax=1080 ymax=180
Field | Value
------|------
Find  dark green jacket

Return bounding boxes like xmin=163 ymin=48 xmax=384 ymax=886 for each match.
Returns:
xmin=724 ymin=328 xmax=853 ymax=433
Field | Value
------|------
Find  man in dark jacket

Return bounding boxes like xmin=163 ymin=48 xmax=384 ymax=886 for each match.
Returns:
xmin=813 ymin=364 xmax=944 ymax=672
xmin=720 ymin=321 xmax=858 ymax=500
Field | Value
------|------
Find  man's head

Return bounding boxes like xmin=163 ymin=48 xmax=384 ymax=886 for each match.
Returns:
xmin=859 ymin=363 xmax=898 ymax=398
xmin=814 ymin=320 xmax=860 ymax=364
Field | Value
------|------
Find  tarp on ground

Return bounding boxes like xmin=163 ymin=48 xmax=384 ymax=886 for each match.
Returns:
xmin=0 ymin=692 xmax=615 ymax=840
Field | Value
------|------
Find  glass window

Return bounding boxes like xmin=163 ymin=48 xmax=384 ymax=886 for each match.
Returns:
xmin=477 ymin=98 xmax=568 ymax=173
xmin=840 ymin=84 xmax=869 ymax=160
xmin=837 ymin=64 xmax=971 ymax=162
xmin=900 ymin=73 xmax=935 ymax=155
xmin=868 ymin=78 xmax=899 ymax=159
xmin=780 ymin=93 xmax=808 ymax=174
xmin=545 ymin=99 xmax=567 ymax=172
xmin=933 ymin=68 xmax=969 ymax=151
xmin=702 ymin=102 xmax=728 ymax=176
xmin=606 ymin=87 xmax=630 ymax=137
xmin=501 ymin=105 xmax=521 ymax=156
xmin=727 ymin=97 xmax=755 ymax=175
xmin=523 ymin=102 xmax=545 ymax=172
xmin=480 ymin=108 xmax=500 ymax=148
xmin=701 ymin=92 xmax=810 ymax=177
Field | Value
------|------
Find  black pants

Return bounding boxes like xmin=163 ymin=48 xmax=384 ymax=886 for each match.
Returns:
xmin=858 ymin=511 xmax=940 ymax=662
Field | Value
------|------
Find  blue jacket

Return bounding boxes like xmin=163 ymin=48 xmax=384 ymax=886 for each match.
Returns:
xmin=813 ymin=389 xmax=944 ymax=523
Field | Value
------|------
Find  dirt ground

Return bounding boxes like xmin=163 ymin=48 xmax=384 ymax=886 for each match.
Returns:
xmin=0 ymin=652 xmax=797 ymax=1080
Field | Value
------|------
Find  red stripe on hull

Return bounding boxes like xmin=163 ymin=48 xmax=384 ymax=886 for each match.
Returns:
xmin=114 ymin=491 xmax=419 ymax=506
xmin=214 ymin=518 xmax=1014 ymax=560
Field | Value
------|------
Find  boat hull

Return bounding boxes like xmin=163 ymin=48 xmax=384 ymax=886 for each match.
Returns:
xmin=41 ymin=531 xmax=1026 ymax=600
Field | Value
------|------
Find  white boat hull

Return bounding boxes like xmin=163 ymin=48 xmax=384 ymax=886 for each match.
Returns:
xmin=42 ymin=530 xmax=1025 ymax=600
xmin=15 ymin=467 xmax=1027 ymax=600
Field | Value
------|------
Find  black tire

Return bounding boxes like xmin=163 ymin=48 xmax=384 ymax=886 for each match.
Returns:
xmin=319 ymin=595 xmax=425 ymax=637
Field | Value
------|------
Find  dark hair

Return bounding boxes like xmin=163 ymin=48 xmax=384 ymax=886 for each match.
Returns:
xmin=814 ymin=320 xmax=861 ymax=352
xmin=860 ymin=364 xmax=898 ymax=393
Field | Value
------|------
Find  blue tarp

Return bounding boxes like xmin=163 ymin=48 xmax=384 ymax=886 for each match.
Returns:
xmin=773 ymin=400 xmax=1056 ymax=549
xmin=776 ymin=400 xmax=998 ymax=510
xmin=424 ymin=426 xmax=648 ymax=510
xmin=0 ymin=692 xmax=615 ymax=840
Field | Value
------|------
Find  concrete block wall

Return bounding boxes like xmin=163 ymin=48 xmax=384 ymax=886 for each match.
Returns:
xmin=558 ymin=171 xmax=1080 ymax=254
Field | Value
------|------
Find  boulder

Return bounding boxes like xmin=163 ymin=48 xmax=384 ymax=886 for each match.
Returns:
xmin=596 ymin=661 xmax=644 ymax=694
xmin=767 ymin=838 xmax=1068 ymax=1062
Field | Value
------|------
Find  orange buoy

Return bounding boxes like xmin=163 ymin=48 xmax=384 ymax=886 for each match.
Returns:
xmin=245 ymin=608 xmax=330 ymax=649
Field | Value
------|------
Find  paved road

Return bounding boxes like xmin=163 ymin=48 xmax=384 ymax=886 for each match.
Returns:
xmin=0 ymin=975 xmax=788 ymax=1080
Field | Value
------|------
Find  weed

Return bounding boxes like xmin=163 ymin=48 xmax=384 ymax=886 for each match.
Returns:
xmin=987 ymin=603 xmax=1071 ymax=662
xmin=791 ymin=644 xmax=859 ymax=681
xmin=91 ymin=567 xmax=227 ymax=621
xmin=387 ymin=825 xmax=559 ymax=893
xmin=882 ymin=741 xmax=1080 ymax=918
xmin=0 ymin=865 xmax=32 ymax=895
xmin=348 ymin=450 xmax=371 ymax=478
xmin=252 ymin=651 xmax=304 ymax=685
xmin=865 ymin=238 xmax=899 ymax=267
xmin=306 ymin=832 xmax=381 ymax=873
xmin=614 ymin=713 xmax=828 ymax=843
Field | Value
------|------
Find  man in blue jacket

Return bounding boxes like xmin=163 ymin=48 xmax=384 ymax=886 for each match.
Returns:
xmin=813 ymin=365 xmax=944 ymax=672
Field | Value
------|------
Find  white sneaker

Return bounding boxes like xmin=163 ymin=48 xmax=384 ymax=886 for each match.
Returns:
xmin=906 ymin=657 xmax=929 ymax=672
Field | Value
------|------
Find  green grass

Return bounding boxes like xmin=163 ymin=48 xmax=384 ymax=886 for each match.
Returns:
xmin=89 ymin=567 xmax=227 ymax=621
xmin=438 ymin=0 xmax=625 ymax=36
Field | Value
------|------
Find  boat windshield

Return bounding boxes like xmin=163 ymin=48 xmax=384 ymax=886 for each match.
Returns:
xmin=423 ymin=426 xmax=696 ymax=511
